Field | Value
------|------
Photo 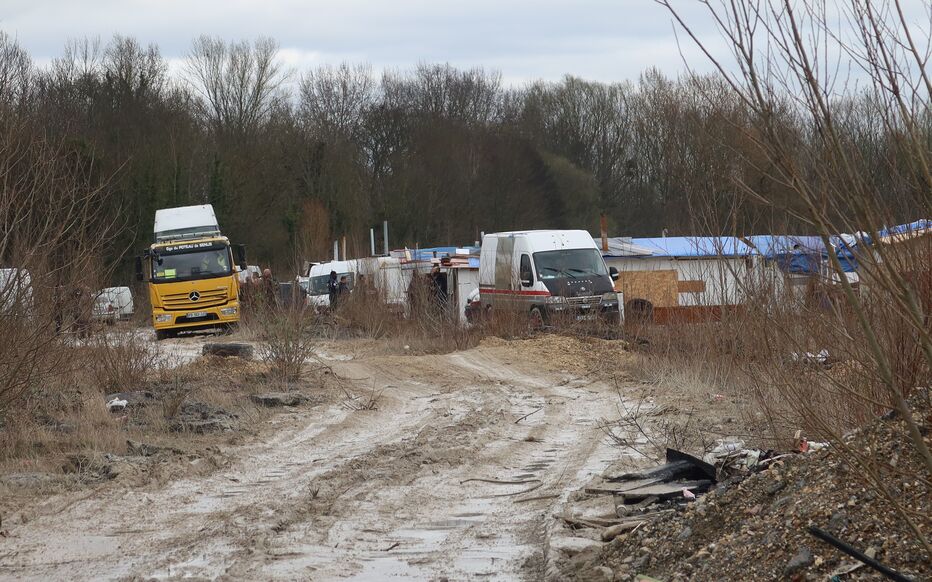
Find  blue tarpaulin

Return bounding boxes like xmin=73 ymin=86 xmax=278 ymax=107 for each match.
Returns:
xmin=627 ymin=236 xmax=755 ymax=258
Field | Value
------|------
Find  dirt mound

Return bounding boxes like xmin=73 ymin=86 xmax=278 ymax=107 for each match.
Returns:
xmin=559 ymin=395 xmax=931 ymax=581
xmin=479 ymin=333 xmax=628 ymax=374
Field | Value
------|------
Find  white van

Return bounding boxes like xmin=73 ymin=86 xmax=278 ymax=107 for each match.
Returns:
xmin=479 ymin=230 xmax=620 ymax=326
xmin=305 ymin=260 xmax=357 ymax=309
xmin=92 ymin=286 xmax=134 ymax=322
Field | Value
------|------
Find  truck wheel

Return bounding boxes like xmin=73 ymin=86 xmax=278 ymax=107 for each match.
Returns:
xmin=155 ymin=329 xmax=175 ymax=341
xmin=529 ymin=306 xmax=545 ymax=330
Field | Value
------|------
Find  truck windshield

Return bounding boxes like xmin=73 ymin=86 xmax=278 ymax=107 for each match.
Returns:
xmin=152 ymin=247 xmax=232 ymax=282
xmin=533 ymin=249 xmax=608 ymax=280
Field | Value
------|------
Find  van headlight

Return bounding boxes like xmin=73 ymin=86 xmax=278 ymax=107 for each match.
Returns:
xmin=155 ymin=314 xmax=172 ymax=323
xmin=601 ymin=292 xmax=618 ymax=303
xmin=220 ymin=307 xmax=237 ymax=316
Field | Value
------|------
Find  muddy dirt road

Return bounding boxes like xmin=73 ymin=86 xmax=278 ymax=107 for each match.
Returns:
xmin=0 ymin=338 xmax=635 ymax=581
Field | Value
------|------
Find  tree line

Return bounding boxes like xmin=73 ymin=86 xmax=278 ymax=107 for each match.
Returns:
xmin=0 ymin=32 xmax=926 ymax=278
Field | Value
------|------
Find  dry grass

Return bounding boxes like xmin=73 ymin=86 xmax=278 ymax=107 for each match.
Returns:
xmin=87 ymin=332 xmax=165 ymax=393
xmin=0 ymin=334 xmax=278 ymax=474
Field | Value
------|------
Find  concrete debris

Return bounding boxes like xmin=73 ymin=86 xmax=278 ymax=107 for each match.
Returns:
xmin=784 ymin=545 xmax=813 ymax=576
xmin=250 ymin=392 xmax=311 ymax=407
xmin=106 ymin=397 xmax=128 ymax=412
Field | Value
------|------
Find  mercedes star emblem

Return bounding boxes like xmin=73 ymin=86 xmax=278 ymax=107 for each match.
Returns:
xmin=189 ymin=291 xmax=200 ymax=302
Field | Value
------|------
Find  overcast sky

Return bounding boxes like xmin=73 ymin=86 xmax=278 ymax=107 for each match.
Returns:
xmin=4 ymin=1 xmax=929 ymax=86
xmin=1 ymin=0 xmax=736 ymax=85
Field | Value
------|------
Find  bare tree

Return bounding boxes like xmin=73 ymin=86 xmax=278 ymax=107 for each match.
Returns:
xmin=299 ymin=63 xmax=375 ymax=140
xmin=184 ymin=36 xmax=289 ymax=136
xmin=103 ymin=35 xmax=167 ymax=105
xmin=0 ymin=32 xmax=33 ymax=112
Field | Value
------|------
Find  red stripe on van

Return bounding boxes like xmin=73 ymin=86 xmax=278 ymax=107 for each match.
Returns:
xmin=479 ymin=287 xmax=551 ymax=297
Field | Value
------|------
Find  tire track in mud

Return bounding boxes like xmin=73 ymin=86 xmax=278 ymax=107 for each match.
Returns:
xmin=228 ymin=350 xmax=621 ymax=581
xmin=0 ymin=343 xmax=622 ymax=581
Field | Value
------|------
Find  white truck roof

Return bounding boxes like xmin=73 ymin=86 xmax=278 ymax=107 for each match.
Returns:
xmin=481 ymin=229 xmax=598 ymax=251
xmin=154 ymin=204 xmax=220 ymax=242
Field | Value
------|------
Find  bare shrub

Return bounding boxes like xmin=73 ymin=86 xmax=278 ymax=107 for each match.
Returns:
xmin=0 ymin=121 xmax=121 ymax=417
xmin=660 ymin=0 xmax=932 ymax=552
xmin=88 ymin=333 xmax=163 ymax=393
xmin=254 ymin=304 xmax=317 ymax=382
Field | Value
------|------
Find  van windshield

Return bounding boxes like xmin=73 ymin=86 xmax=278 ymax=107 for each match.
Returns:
xmin=152 ymin=246 xmax=231 ymax=282
xmin=309 ymin=273 xmax=354 ymax=295
xmin=533 ymin=249 xmax=608 ymax=280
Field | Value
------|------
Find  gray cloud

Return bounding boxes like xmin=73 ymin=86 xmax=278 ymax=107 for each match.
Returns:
xmin=15 ymin=1 xmax=926 ymax=85
xmin=2 ymin=0 xmax=730 ymax=84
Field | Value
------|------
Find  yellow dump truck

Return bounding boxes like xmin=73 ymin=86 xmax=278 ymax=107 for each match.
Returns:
xmin=136 ymin=204 xmax=246 ymax=340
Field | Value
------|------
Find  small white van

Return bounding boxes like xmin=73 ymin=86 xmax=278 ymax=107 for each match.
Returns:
xmin=92 ymin=286 xmax=134 ymax=322
xmin=479 ymin=230 xmax=620 ymax=326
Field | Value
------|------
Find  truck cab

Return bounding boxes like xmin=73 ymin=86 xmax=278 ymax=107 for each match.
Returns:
xmin=137 ymin=205 xmax=246 ymax=340
xmin=479 ymin=230 xmax=620 ymax=327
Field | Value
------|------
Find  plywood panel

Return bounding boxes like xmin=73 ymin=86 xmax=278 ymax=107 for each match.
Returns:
xmin=677 ymin=279 xmax=706 ymax=293
xmin=616 ymin=269 xmax=678 ymax=307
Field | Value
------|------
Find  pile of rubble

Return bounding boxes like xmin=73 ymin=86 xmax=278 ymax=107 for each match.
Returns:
xmin=555 ymin=396 xmax=930 ymax=581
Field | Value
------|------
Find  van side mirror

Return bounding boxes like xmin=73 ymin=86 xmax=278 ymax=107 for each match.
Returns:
xmin=609 ymin=266 xmax=619 ymax=281
xmin=135 ymin=256 xmax=144 ymax=282
xmin=232 ymin=244 xmax=248 ymax=270
xmin=520 ymin=275 xmax=533 ymax=287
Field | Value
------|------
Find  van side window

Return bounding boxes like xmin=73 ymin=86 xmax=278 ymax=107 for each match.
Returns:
xmin=520 ymin=254 xmax=533 ymax=285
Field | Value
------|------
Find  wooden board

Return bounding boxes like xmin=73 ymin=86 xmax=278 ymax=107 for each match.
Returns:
xmin=677 ymin=279 xmax=706 ymax=293
xmin=616 ymin=479 xmax=712 ymax=501
xmin=584 ymin=477 xmax=664 ymax=495
xmin=615 ymin=269 xmax=678 ymax=307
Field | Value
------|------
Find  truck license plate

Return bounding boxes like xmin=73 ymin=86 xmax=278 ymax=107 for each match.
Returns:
xmin=186 ymin=312 xmax=207 ymax=319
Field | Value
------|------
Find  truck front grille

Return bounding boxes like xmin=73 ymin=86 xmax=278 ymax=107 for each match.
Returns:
xmin=161 ymin=289 xmax=228 ymax=310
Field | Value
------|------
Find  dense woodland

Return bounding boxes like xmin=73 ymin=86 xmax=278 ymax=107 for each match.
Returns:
xmin=0 ymin=32 xmax=927 ymax=278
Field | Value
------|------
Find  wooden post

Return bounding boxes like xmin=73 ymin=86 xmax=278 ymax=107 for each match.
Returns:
xmin=600 ymin=214 xmax=609 ymax=252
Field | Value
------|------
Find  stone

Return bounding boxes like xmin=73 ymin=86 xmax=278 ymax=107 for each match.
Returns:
xmin=202 ymin=342 xmax=253 ymax=359
xmin=765 ymin=480 xmax=786 ymax=496
xmin=549 ymin=535 xmax=602 ymax=557
xmin=677 ymin=526 xmax=692 ymax=541
xmin=763 ymin=531 xmax=781 ymax=546
xmin=784 ymin=546 xmax=814 ymax=576
xmin=62 ymin=452 xmax=111 ymax=473
xmin=0 ymin=472 xmax=57 ymax=488
xmin=827 ymin=510 xmax=848 ymax=534
xmin=126 ymin=440 xmax=183 ymax=457
xmin=250 ymin=392 xmax=311 ymax=407
xmin=772 ymin=496 xmax=793 ymax=511
xmin=170 ymin=402 xmax=237 ymax=433
xmin=593 ymin=566 xmax=614 ymax=581
xmin=632 ymin=554 xmax=650 ymax=572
